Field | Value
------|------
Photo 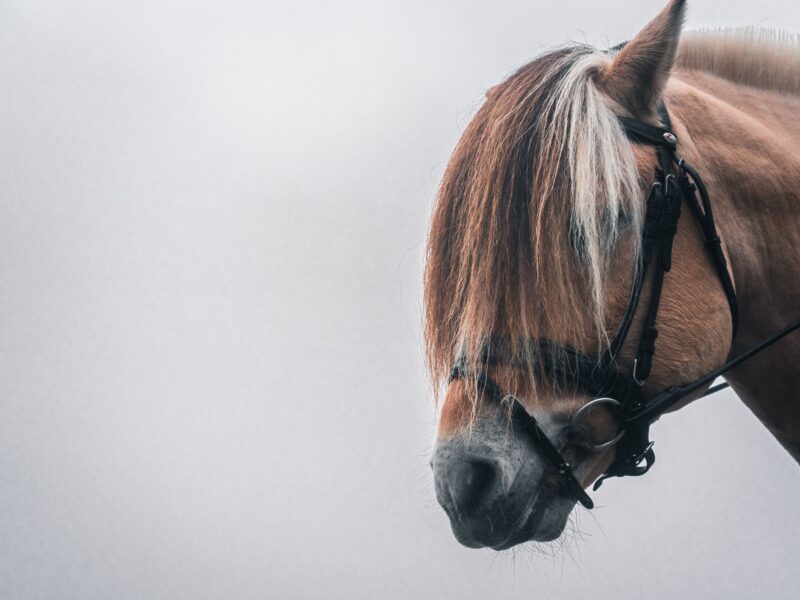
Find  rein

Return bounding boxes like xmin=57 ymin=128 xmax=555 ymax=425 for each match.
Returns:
xmin=448 ymin=102 xmax=800 ymax=509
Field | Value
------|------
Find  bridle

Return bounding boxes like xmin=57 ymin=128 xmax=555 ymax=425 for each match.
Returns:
xmin=448 ymin=102 xmax=800 ymax=510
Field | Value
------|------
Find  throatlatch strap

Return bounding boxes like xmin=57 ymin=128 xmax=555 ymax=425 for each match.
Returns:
xmin=678 ymin=160 xmax=739 ymax=339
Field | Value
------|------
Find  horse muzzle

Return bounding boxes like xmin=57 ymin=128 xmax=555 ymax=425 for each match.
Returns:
xmin=432 ymin=416 xmax=575 ymax=548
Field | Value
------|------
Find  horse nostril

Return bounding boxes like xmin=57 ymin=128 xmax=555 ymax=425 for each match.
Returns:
xmin=449 ymin=459 xmax=497 ymax=513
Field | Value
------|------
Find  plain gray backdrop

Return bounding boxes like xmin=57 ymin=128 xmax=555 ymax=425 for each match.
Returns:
xmin=1 ymin=1 xmax=799 ymax=598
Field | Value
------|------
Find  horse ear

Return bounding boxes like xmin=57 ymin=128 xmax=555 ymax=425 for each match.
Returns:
xmin=598 ymin=0 xmax=687 ymax=117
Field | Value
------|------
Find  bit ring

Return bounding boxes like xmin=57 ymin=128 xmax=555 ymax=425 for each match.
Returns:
xmin=570 ymin=397 xmax=625 ymax=452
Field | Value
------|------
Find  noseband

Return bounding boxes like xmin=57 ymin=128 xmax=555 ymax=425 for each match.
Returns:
xmin=449 ymin=102 xmax=800 ymax=510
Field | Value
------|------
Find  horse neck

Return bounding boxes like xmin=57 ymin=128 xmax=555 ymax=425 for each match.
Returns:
xmin=666 ymin=70 xmax=800 ymax=457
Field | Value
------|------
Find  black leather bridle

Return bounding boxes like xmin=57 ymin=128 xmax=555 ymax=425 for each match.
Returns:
xmin=449 ymin=102 xmax=800 ymax=510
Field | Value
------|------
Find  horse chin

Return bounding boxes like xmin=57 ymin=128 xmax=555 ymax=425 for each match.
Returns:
xmin=487 ymin=489 xmax=574 ymax=549
xmin=447 ymin=491 xmax=574 ymax=549
xmin=498 ymin=495 xmax=574 ymax=547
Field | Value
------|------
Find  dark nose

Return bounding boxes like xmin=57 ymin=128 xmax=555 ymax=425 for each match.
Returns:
xmin=440 ymin=458 xmax=498 ymax=515
xmin=451 ymin=459 xmax=497 ymax=512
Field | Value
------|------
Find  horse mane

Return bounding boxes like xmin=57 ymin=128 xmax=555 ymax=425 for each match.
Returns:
xmin=677 ymin=28 xmax=800 ymax=95
xmin=424 ymin=46 xmax=642 ymax=392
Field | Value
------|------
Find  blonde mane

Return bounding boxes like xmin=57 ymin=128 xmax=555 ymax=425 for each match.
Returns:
xmin=678 ymin=28 xmax=800 ymax=94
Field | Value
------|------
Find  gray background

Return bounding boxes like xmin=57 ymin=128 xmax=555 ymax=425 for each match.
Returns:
xmin=1 ymin=1 xmax=799 ymax=598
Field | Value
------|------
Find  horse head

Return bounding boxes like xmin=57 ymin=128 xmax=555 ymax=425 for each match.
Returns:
xmin=425 ymin=0 xmax=741 ymax=548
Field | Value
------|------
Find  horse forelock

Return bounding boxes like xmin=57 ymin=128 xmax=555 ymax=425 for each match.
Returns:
xmin=424 ymin=45 xmax=643 ymax=397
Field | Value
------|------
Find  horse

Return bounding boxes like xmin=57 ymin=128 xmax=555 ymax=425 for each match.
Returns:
xmin=424 ymin=0 xmax=800 ymax=549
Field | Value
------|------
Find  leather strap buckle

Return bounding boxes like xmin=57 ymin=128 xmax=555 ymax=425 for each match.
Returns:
xmin=627 ymin=441 xmax=655 ymax=466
